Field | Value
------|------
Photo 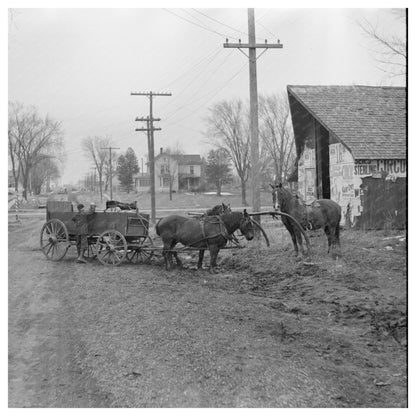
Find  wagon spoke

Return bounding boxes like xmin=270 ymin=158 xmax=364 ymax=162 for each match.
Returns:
xmin=40 ymin=219 xmax=70 ymax=261
xmin=45 ymin=242 xmax=53 ymax=255
xmin=101 ymin=250 xmax=111 ymax=260
xmin=95 ymin=229 xmax=127 ymax=266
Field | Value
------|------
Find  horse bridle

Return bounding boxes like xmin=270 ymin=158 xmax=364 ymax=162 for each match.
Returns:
xmin=239 ymin=215 xmax=254 ymax=235
xmin=271 ymin=188 xmax=280 ymax=211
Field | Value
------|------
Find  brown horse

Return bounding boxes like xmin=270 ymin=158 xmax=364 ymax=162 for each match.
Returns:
xmin=205 ymin=202 xmax=231 ymax=216
xmin=156 ymin=210 xmax=254 ymax=272
xmin=270 ymin=183 xmax=341 ymax=255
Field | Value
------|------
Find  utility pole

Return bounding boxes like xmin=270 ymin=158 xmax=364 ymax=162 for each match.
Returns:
xmin=131 ymin=91 xmax=171 ymax=224
xmin=101 ymin=146 xmax=120 ymax=201
xmin=224 ymin=8 xmax=283 ymax=226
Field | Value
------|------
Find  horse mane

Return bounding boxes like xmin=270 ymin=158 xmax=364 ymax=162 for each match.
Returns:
xmin=276 ymin=186 xmax=297 ymax=211
xmin=220 ymin=211 xmax=243 ymax=233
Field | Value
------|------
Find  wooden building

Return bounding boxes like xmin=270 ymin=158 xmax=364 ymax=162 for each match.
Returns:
xmin=287 ymin=85 xmax=406 ymax=229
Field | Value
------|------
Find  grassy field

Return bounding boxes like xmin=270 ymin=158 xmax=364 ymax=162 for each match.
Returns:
xmin=22 ymin=188 xmax=274 ymax=214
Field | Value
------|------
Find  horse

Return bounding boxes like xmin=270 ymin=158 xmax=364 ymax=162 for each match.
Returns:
xmin=105 ymin=200 xmax=137 ymax=211
xmin=155 ymin=210 xmax=254 ymax=272
xmin=205 ymin=202 xmax=231 ymax=216
xmin=270 ymin=183 xmax=341 ymax=255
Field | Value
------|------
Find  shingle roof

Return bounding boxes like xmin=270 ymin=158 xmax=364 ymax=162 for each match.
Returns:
xmin=287 ymin=85 xmax=406 ymax=159
xmin=173 ymin=154 xmax=203 ymax=165
xmin=155 ymin=153 xmax=203 ymax=165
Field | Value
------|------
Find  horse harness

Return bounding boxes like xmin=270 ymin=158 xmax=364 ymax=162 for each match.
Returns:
xmin=297 ymin=198 xmax=321 ymax=231
xmin=200 ymin=215 xmax=236 ymax=245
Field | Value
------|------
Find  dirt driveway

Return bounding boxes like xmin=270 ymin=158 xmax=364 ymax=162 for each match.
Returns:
xmin=8 ymin=217 xmax=407 ymax=407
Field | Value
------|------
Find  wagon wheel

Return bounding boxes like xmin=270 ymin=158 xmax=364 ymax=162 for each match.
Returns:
xmin=95 ymin=229 xmax=127 ymax=266
xmin=40 ymin=219 xmax=70 ymax=261
xmin=126 ymin=236 xmax=154 ymax=264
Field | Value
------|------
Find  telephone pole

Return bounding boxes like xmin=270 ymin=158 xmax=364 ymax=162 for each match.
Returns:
xmin=224 ymin=8 xmax=283 ymax=223
xmin=131 ymin=91 xmax=171 ymax=224
xmin=101 ymin=146 xmax=120 ymax=200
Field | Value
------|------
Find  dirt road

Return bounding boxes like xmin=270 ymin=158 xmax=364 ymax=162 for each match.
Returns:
xmin=8 ymin=217 xmax=407 ymax=407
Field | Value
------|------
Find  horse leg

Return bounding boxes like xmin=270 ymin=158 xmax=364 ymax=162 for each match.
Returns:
xmin=294 ymin=228 xmax=306 ymax=255
xmin=209 ymin=245 xmax=221 ymax=273
xmin=286 ymin=223 xmax=299 ymax=256
xmin=163 ymin=241 xmax=177 ymax=270
xmin=169 ymin=241 xmax=182 ymax=268
xmin=324 ymin=226 xmax=332 ymax=253
xmin=335 ymin=224 xmax=341 ymax=247
xmin=197 ymin=249 xmax=205 ymax=269
xmin=172 ymin=251 xmax=182 ymax=268
xmin=162 ymin=244 xmax=171 ymax=270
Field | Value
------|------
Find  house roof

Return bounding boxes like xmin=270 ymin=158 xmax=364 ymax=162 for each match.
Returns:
xmin=155 ymin=153 xmax=203 ymax=165
xmin=287 ymin=85 xmax=406 ymax=159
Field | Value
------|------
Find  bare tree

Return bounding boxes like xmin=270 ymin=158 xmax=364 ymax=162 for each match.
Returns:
xmin=358 ymin=9 xmax=406 ymax=79
xmin=161 ymin=147 xmax=182 ymax=201
xmin=8 ymin=102 xmax=64 ymax=199
xmin=103 ymin=151 xmax=118 ymax=192
xmin=31 ymin=157 xmax=61 ymax=195
xmin=82 ymin=136 xmax=111 ymax=201
xmin=205 ymin=99 xmax=250 ymax=205
xmin=259 ymin=93 xmax=296 ymax=185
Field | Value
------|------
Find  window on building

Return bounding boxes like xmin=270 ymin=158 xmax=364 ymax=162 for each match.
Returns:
xmin=139 ymin=178 xmax=150 ymax=187
xmin=190 ymin=165 xmax=194 ymax=175
xmin=163 ymin=177 xmax=170 ymax=187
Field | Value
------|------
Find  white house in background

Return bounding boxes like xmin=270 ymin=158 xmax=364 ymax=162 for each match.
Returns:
xmin=154 ymin=148 xmax=204 ymax=192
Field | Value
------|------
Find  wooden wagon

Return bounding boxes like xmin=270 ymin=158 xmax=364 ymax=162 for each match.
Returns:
xmin=40 ymin=201 xmax=154 ymax=266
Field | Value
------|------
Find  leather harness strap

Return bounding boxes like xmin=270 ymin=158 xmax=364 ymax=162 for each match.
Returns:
xmin=198 ymin=215 xmax=233 ymax=247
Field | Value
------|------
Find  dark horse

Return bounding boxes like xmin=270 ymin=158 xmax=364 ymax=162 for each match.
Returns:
xmin=205 ymin=202 xmax=231 ymax=216
xmin=270 ymin=183 xmax=341 ymax=255
xmin=156 ymin=210 xmax=254 ymax=272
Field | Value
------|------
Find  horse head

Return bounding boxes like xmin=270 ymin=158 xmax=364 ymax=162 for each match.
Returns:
xmin=270 ymin=182 xmax=284 ymax=211
xmin=238 ymin=209 xmax=254 ymax=240
xmin=221 ymin=202 xmax=231 ymax=214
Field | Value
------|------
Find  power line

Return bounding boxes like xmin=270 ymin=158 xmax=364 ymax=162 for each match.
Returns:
xmin=163 ymin=8 xmax=238 ymax=40
xmin=158 ymin=47 xmax=222 ymax=91
xmin=191 ymin=9 xmax=249 ymax=37
xmin=167 ymin=62 xmax=248 ymax=125
xmin=161 ymin=50 xmax=234 ymax=116
xmin=256 ymin=20 xmax=277 ymax=39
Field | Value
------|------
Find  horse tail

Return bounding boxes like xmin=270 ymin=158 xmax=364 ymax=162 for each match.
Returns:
xmin=155 ymin=218 xmax=163 ymax=236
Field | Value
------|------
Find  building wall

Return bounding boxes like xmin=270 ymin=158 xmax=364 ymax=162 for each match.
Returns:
xmin=178 ymin=164 xmax=201 ymax=176
xmin=297 ymin=136 xmax=407 ymax=225
xmin=154 ymin=155 xmax=179 ymax=192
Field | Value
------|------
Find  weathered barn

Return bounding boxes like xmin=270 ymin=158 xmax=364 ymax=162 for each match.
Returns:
xmin=287 ymin=85 xmax=406 ymax=229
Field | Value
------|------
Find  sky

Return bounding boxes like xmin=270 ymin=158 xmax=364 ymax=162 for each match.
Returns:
xmin=7 ymin=3 xmax=407 ymax=185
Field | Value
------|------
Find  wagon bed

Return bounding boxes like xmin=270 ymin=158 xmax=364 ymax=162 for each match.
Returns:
xmin=40 ymin=201 xmax=154 ymax=265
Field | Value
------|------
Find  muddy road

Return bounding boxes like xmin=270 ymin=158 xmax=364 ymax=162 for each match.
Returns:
xmin=8 ymin=217 xmax=407 ymax=407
